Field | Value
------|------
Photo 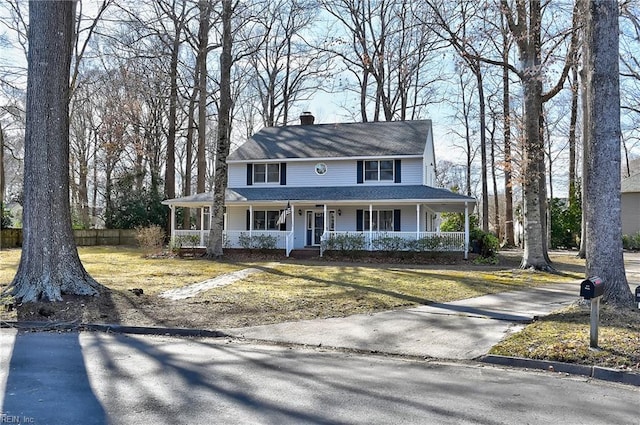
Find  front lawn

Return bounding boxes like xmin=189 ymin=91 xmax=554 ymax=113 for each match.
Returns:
xmin=0 ymin=247 xmax=579 ymax=328
xmin=2 ymin=246 xmax=638 ymax=372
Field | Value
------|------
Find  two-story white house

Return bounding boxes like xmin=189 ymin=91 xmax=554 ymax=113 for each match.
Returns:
xmin=163 ymin=114 xmax=476 ymax=258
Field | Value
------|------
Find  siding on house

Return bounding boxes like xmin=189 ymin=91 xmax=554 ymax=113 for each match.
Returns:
xmin=228 ymin=157 xmax=426 ymax=188
xmin=622 ymin=192 xmax=640 ymax=235
xmin=621 ymin=173 xmax=640 ymax=235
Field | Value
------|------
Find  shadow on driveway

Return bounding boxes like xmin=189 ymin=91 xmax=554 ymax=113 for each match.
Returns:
xmin=1 ymin=330 xmax=108 ymax=425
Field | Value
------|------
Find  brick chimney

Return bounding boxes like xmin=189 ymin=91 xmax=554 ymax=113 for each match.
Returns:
xmin=299 ymin=111 xmax=315 ymax=125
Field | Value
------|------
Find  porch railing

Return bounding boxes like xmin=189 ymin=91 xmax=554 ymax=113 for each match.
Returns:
xmin=320 ymin=231 xmax=466 ymax=256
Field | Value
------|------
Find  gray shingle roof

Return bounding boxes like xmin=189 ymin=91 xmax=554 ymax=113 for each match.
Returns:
xmin=163 ymin=185 xmax=474 ymax=206
xmin=228 ymin=120 xmax=432 ymax=161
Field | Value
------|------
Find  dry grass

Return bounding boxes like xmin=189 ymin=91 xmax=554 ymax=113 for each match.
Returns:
xmin=2 ymin=246 xmax=639 ymax=371
xmin=490 ymin=304 xmax=640 ymax=371
xmin=1 ymin=247 xmax=578 ymax=327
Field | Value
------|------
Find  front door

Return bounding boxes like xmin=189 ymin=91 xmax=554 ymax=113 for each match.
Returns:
xmin=306 ymin=211 xmax=324 ymax=246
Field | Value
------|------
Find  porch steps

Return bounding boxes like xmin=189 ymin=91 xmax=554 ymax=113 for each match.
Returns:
xmin=289 ymin=248 xmax=321 ymax=259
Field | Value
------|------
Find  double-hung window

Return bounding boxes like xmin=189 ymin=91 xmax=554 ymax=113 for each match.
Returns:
xmin=364 ymin=210 xmax=394 ymax=231
xmin=254 ymin=163 xmax=280 ymax=184
xmin=253 ymin=210 xmax=281 ymax=230
xmin=364 ymin=160 xmax=394 ymax=181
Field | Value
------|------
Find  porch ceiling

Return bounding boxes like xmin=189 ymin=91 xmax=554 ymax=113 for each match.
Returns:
xmin=162 ymin=185 xmax=475 ymax=211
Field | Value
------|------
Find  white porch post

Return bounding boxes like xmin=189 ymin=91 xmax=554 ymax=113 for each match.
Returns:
xmin=464 ymin=202 xmax=470 ymax=260
xmin=416 ymin=204 xmax=420 ymax=240
xmin=170 ymin=205 xmax=176 ymax=243
xmin=200 ymin=207 xmax=205 ymax=246
xmin=369 ymin=204 xmax=373 ymax=250
xmin=249 ymin=205 xmax=253 ymax=238
xmin=291 ymin=203 xmax=295 ymax=231
xmin=323 ymin=204 xmax=328 ymax=234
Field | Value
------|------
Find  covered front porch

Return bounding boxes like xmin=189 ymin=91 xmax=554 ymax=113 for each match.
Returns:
xmin=162 ymin=190 xmax=474 ymax=259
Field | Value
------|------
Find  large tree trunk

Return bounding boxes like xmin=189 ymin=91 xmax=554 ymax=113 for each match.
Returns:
xmin=501 ymin=14 xmax=515 ymax=247
xmin=476 ymin=67 xmax=489 ymax=232
xmin=208 ymin=0 xmax=232 ymax=258
xmin=520 ymin=71 xmax=551 ymax=270
xmin=584 ymin=0 xmax=633 ymax=307
xmin=164 ymin=20 xmax=182 ymax=236
xmin=196 ymin=0 xmax=210 ymax=196
xmin=8 ymin=0 xmax=99 ymax=303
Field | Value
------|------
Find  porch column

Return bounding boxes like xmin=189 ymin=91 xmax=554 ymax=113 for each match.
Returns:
xmin=323 ymin=204 xmax=328 ymax=234
xmin=200 ymin=207 xmax=205 ymax=246
xmin=290 ymin=203 xmax=295 ymax=231
xmin=369 ymin=204 xmax=373 ymax=250
xmin=170 ymin=205 xmax=176 ymax=242
xmin=249 ymin=205 xmax=253 ymax=238
xmin=464 ymin=202 xmax=470 ymax=260
xmin=416 ymin=204 xmax=420 ymax=240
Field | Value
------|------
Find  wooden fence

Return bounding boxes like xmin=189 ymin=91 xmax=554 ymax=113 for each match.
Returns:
xmin=0 ymin=229 xmax=138 ymax=248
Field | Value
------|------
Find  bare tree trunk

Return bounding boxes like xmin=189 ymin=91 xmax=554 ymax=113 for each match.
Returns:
xmin=501 ymin=13 xmax=515 ymax=246
xmin=578 ymin=66 xmax=587 ymax=259
xmin=183 ymin=79 xmax=199 ymax=230
xmin=7 ymin=0 xmax=99 ymax=302
xmin=568 ymin=63 xmax=579 ymax=205
xmin=164 ymin=15 xmax=182 ymax=235
xmin=501 ymin=0 xmax=552 ymax=270
xmin=584 ymin=0 xmax=633 ymax=307
xmin=208 ymin=0 xmax=232 ymax=258
xmin=196 ymin=0 xmax=210 ymax=196
xmin=489 ymin=116 xmax=500 ymax=240
xmin=476 ymin=68 xmax=489 ymax=232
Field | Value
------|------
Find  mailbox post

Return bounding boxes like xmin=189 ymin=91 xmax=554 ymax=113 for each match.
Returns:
xmin=635 ymin=286 xmax=640 ymax=310
xmin=580 ymin=277 xmax=604 ymax=349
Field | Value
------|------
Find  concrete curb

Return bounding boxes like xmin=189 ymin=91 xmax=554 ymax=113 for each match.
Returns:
xmin=0 ymin=321 xmax=230 ymax=339
xmin=479 ymin=355 xmax=640 ymax=387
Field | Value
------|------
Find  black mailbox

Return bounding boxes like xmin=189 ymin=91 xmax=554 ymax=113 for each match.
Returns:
xmin=580 ymin=277 xmax=604 ymax=299
xmin=635 ymin=286 xmax=640 ymax=303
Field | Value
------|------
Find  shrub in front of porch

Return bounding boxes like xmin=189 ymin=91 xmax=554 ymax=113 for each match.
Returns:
xmin=322 ymin=233 xmax=366 ymax=252
xmin=238 ymin=232 xmax=278 ymax=250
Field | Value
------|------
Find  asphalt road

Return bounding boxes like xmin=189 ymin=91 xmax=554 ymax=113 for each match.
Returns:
xmin=1 ymin=329 xmax=638 ymax=425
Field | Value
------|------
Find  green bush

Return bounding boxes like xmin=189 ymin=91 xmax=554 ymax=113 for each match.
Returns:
xmin=1 ymin=207 xmax=12 ymax=228
xmin=372 ymin=235 xmax=406 ymax=251
xmin=238 ymin=232 xmax=278 ymax=250
xmin=622 ymin=233 xmax=640 ymax=251
xmin=550 ymin=196 xmax=581 ymax=249
xmin=171 ymin=234 xmax=200 ymax=250
xmin=440 ymin=212 xmax=479 ymax=232
xmin=323 ymin=233 xmax=366 ymax=252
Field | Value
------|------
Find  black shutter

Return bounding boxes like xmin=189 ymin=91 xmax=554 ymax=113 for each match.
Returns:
xmin=280 ymin=162 xmax=287 ymax=185
xmin=394 ymin=209 xmax=401 ymax=232
xmin=356 ymin=209 xmax=364 ymax=231
xmin=246 ymin=164 xmax=253 ymax=186
xmin=394 ymin=160 xmax=401 ymax=183
xmin=357 ymin=161 xmax=364 ymax=184
xmin=246 ymin=209 xmax=251 ymax=230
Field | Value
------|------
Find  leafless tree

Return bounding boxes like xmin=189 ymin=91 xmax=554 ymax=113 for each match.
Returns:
xmin=7 ymin=1 xmax=100 ymax=302
xmin=584 ymin=0 xmax=634 ymax=307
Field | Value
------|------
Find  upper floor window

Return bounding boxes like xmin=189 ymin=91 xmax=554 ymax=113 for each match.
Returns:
xmin=254 ymin=163 xmax=280 ymax=184
xmin=364 ymin=160 xmax=394 ymax=181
